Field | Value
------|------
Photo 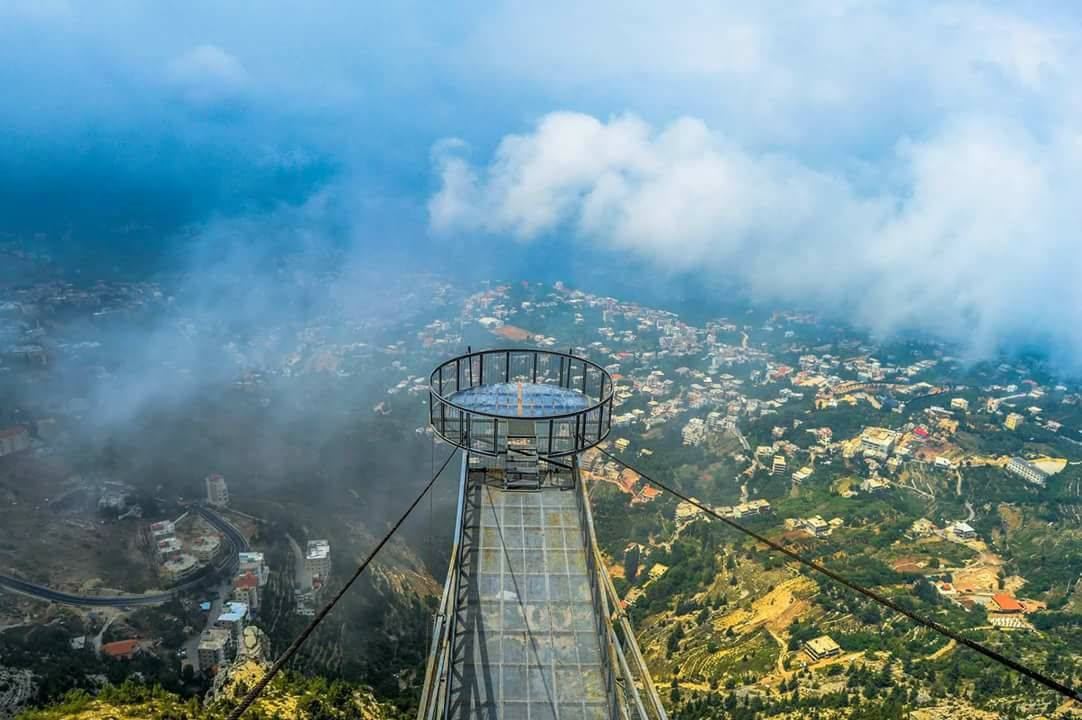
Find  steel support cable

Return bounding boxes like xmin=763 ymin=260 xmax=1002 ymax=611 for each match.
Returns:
xmin=226 ymin=447 xmax=460 ymax=720
xmin=597 ymin=447 xmax=1080 ymax=703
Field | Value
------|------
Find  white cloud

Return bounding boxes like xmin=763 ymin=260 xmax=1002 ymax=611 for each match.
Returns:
xmin=427 ymin=2 xmax=1082 ymax=364
xmin=166 ymin=44 xmax=249 ymax=108
xmin=450 ymin=3 xmax=1081 ymax=148
xmin=430 ymin=110 xmax=1082 ymax=362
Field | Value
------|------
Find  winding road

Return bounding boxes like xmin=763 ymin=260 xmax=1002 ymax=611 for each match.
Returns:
xmin=0 ymin=505 xmax=248 ymax=608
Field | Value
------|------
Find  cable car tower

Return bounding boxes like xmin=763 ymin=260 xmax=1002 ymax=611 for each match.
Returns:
xmin=419 ymin=348 xmax=667 ymax=720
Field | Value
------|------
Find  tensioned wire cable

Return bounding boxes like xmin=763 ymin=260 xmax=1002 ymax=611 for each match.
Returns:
xmin=597 ymin=446 xmax=1080 ymax=703
xmin=225 ymin=446 xmax=459 ymax=720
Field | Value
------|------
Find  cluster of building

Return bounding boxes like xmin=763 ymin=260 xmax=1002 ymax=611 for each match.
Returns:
xmin=785 ymin=515 xmax=843 ymax=538
xmin=581 ymin=449 xmax=662 ymax=504
xmin=149 ymin=519 xmax=207 ymax=583
xmin=540 ymin=289 xmax=797 ymax=437
xmin=933 ymin=581 xmax=1034 ymax=626
xmin=681 ymin=417 xmax=706 ymax=446
xmin=907 ymin=517 xmax=977 ymax=542
xmin=674 ymin=498 xmax=707 ymax=522
xmin=197 ymin=600 xmax=250 ymax=674
xmin=791 ymin=465 xmax=813 ymax=484
xmin=713 ymin=499 xmax=771 ymax=519
xmin=1004 ymin=456 xmax=1065 ymax=488
xmin=295 ymin=539 xmax=332 ymax=615
xmin=664 ymin=490 xmax=772 ymax=529
xmin=191 ymin=546 xmax=268 ymax=675
xmin=144 ymin=476 xmax=233 ymax=584
xmin=233 ymin=551 xmax=268 ymax=614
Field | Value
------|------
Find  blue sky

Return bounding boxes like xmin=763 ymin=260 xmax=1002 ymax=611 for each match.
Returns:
xmin=3 ymin=1 xmax=1082 ymax=365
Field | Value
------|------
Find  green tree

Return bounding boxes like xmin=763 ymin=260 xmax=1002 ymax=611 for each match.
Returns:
xmin=623 ymin=544 xmax=641 ymax=583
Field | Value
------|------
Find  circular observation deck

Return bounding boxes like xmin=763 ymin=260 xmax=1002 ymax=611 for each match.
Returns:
xmin=429 ymin=348 xmax=614 ymax=458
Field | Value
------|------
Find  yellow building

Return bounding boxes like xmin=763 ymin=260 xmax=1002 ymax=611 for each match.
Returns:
xmin=860 ymin=426 xmax=899 ymax=455
xmin=937 ymin=417 xmax=959 ymax=434
xmin=950 ymin=397 xmax=969 ymax=412
xmin=1005 ymin=412 xmax=1024 ymax=431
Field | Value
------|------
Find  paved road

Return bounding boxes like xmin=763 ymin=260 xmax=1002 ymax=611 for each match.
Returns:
xmin=0 ymin=505 xmax=247 ymax=608
xmin=731 ymin=425 xmax=751 ymax=452
xmin=193 ymin=505 xmax=250 ymax=578
xmin=286 ymin=533 xmax=309 ymax=592
xmin=0 ymin=574 xmax=175 ymax=607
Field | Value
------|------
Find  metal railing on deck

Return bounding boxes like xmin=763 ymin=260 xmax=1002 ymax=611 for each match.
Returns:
xmin=575 ymin=459 xmax=669 ymax=720
xmin=571 ymin=455 xmax=622 ymax=719
xmin=417 ymin=453 xmax=469 ymax=720
xmin=428 ymin=348 xmax=614 ymax=459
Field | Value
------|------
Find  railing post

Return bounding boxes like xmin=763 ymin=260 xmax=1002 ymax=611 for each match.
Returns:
xmin=417 ymin=451 xmax=467 ymax=720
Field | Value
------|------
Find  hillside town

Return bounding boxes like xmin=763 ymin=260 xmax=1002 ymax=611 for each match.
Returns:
xmin=1 ymin=271 xmax=1080 ymax=719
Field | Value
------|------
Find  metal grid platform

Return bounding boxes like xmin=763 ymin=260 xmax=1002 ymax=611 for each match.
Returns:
xmin=429 ymin=348 xmax=614 ymax=459
xmin=418 ymin=453 xmax=668 ymax=720
xmin=449 ymin=382 xmax=590 ymax=418
xmin=447 ymin=480 xmax=611 ymax=720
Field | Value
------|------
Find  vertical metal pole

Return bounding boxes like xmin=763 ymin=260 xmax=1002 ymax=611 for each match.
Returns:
xmin=532 ymin=352 xmax=538 ymax=383
xmin=467 ymin=347 xmax=473 ymax=387
xmin=558 ymin=355 xmax=565 ymax=388
xmin=611 ymin=631 xmax=647 ymax=720
xmin=548 ymin=419 xmax=554 ymax=456
xmin=597 ymin=397 xmax=605 ymax=442
xmin=439 ymin=451 xmax=469 ymax=720
xmin=505 ymin=351 xmax=510 ymax=382
xmin=581 ymin=361 xmax=588 ymax=394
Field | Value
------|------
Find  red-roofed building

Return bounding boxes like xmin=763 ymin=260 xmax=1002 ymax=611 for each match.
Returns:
xmin=912 ymin=426 xmax=929 ymax=440
xmin=232 ymin=570 xmax=260 ymax=613
xmin=636 ymin=485 xmax=662 ymax=502
xmin=101 ymin=639 xmax=141 ymax=660
xmin=770 ymin=365 xmax=793 ymax=381
xmin=235 ymin=572 xmax=258 ymax=590
xmin=991 ymin=593 xmax=1024 ymax=613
